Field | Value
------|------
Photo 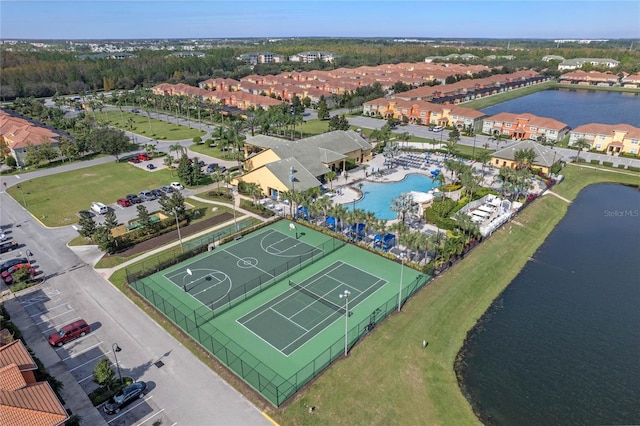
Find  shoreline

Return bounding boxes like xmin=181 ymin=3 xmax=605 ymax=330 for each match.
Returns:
xmin=273 ymin=164 xmax=640 ymax=425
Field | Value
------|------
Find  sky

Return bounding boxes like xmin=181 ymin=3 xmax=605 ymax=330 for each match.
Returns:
xmin=1 ymin=1 xmax=639 ymax=40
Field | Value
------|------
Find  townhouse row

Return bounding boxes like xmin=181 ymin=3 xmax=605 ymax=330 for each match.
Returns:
xmin=559 ymin=70 xmax=640 ymax=88
xmin=362 ymin=98 xmax=640 ymax=156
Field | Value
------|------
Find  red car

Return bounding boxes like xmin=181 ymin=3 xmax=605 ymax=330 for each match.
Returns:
xmin=3 ymin=265 xmax=36 ymax=284
xmin=1 ymin=263 xmax=30 ymax=279
xmin=137 ymin=154 xmax=151 ymax=161
xmin=116 ymin=198 xmax=132 ymax=207
xmin=129 ymin=157 xmax=141 ymax=164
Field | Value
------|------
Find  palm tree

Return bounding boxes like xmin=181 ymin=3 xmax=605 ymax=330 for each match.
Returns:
xmin=324 ymin=170 xmax=338 ymax=191
xmin=246 ymin=182 xmax=263 ymax=204
xmin=514 ymin=147 xmax=537 ymax=170
xmin=572 ymin=137 xmax=591 ymax=163
xmin=163 ymin=156 xmax=174 ymax=175
xmin=169 ymin=143 xmax=184 ymax=160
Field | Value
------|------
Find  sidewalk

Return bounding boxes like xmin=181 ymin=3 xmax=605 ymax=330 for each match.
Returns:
xmin=3 ymin=297 xmax=108 ymax=426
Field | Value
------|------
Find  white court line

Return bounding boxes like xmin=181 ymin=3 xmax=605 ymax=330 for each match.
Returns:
xmin=136 ymin=408 xmax=166 ymax=426
xmin=70 ymin=350 xmax=111 ymax=371
xmin=268 ymin=307 xmax=309 ymax=332
xmin=34 ymin=310 xmax=76 ymax=325
xmin=106 ymin=396 xmax=153 ymax=424
xmin=62 ymin=341 xmax=104 ymax=361
xmin=221 ymin=248 xmax=274 ymax=277
xmin=28 ymin=302 xmax=68 ymax=317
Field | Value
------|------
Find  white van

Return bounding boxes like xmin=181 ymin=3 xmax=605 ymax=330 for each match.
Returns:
xmin=431 ymin=126 xmax=444 ymax=132
xmin=91 ymin=202 xmax=108 ymax=215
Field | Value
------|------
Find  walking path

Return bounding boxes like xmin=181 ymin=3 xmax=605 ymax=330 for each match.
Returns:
xmin=543 ymin=190 xmax=572 ymax=204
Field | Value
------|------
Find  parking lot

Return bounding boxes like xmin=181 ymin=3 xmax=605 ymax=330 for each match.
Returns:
xmin=15 ymin=284 xmax=174 ymax=425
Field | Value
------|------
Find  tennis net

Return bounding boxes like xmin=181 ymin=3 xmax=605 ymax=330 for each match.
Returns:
xmin=289 ymin=280 xmax=346 ymax=315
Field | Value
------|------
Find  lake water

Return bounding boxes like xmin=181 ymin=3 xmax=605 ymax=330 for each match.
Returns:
xmin=459 ymin=184 xmax=640 ymax=425
xmin=480 ymin=90 xmax=640 ymax=129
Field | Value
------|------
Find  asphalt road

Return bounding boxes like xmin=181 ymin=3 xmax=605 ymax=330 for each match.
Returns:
xmin=1 ymin=184 xmax=270 ymax=424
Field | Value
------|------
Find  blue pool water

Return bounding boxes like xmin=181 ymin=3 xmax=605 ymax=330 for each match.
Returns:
xmin=347 ymin=174 xmax=439 ymax=220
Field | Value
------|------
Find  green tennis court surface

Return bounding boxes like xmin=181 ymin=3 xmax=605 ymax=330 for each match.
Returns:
xmin=164 ymin=228 xmax=322 ymax=311
xmin=129 ymin=220 xmax=430 ymax=406
xmin=239 ymin=261 xmax=387 ymax=355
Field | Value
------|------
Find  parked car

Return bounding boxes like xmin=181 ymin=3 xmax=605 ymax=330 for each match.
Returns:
xmin=197 ymin=160 xmax=205 ymax=167
xmin=151 ymin=189 xmax=165 ymax=198
xmin=3 ymin=265 xmax=37 ymax=285
xmin=206 ymin=163 xmax=226 ymax=174
xmin=170 ymin=182 xmax=184 ymax=190
xmin=47 ymin=319 xmax=90 ymax=347
xmin=146 ymin=164 xmax=156 ymax=170
xmin=125 ymin=194 xmax=142 ymax=204
xmin=431 ymin=126 xmax=444 ymax=132
xmin=128 ymin=157 xmax=141 ymax=164
xmin=1 ymin=262 xmax=30 ymax=279
xmin=137 ymin=153 xmax=151 ymax=161
xmin=77 ymin=210 xmax=93 ymax=218
xmin=0 ymin=240 xmax=18 ymax=254
xmin=0 ymin=258 xmax=28 ymax=274
xmin=139 ymin=190 xmax=156 ymax=201
xmin=91 ymin=202 xmax=108 ymax=215
xmin=116 ymin=198 xmax=132 ymax=207
xmin=0 ymin=233 xmax=8 ymax=242
xmin=161 ymin=185 xmax=174 ymax=194
xmin=103 ymin=381 xmax=147 ymax=414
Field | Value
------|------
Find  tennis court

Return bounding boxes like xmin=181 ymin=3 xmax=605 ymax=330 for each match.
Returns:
xmin=163 ymin=228 xmax=322 ymax=311
xmin=238 ymin=261 xmax=387 ymax=356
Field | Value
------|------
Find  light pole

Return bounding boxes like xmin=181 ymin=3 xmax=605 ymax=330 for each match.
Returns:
xmin=112 ymin=343 xmax=123 ymax=384
xmin=229 ymin=186 xmax=238 ymax=231
xmin=339 ymin=290 xmax=351 ymax=356
xmin=173 ymin=208 xmax=183 ymax=253
xmin=16 ymin=184 xmax=27 ymax=207
xmin=472 ymin=134 xmax=477 ymax=160
xmin=398 ymin=254 xmax=404 ymax=312
xmin=182 ymin=268 xmax=192 ymax=292
xmin=289 ymin=166 xmax=296 ymax=218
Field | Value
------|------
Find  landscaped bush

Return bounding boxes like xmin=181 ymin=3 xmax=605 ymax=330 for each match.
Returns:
xmin=239 ymin=199 xmax=275 ymax=218
xmin=602 ymin=161 xmax=613 ymax=167
xmin=617 ymin=164 xmax=626 ymax=169
xmin=628 ymin=166 xmax=640 ymax=172
xmin=590 ymin=159 xmax=600 ymax=165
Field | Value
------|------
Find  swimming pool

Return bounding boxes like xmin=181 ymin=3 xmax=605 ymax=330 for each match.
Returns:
xmin=347 ymin=174 xmax=439 ymax=220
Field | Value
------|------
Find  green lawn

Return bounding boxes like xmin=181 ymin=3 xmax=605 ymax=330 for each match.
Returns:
xmin=268 ymin=165 xmax=640 ymax=424
xmin=553 ymin=163 xmax=640 ymax=199
xmin=461 ymin=81 xmax=557 ymax=110
xmin=101 ymin=110 xmax=205 ymax=141
xmin=7 ymin=162 xmax=177 ymax=227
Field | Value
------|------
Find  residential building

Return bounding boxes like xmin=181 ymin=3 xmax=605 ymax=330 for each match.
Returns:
xmin=167 ymin=51 xmax=205 ymax=58
xmin=482 ymin=112 xmax=569 ymax=142
xmin=289 ymin=51 xmax=337 ymax=63
xmin=239 ymin=130 xmax=373 ymax=198
xmin=558 ymin=70 xmax=620 ymax=86
xmin=557 ymin=58 xmax=620 ymax=70
xmin=77 ymin=52 xmax=137 ymax=60
xmin=362 ymin=98 xmax=485 ymax=131
xmin=0 ymin=110 xmax=61 ymax=167
xmin=236 ymin=52 xmax=285 ymax=65
xmin=490 ymin=140 xmax=560 ymax=175
xmin=569 ymin=123 xmax=640 ymax=156
xmin=620 ymin=73 xmax=640 ymax=89
xmin=0 ymin=339 xmax=68 ymax=425
xmin=541 ymin=55 xmax=565 ymax=62
xmin=198 ymin=78 xmax=241 ymax=91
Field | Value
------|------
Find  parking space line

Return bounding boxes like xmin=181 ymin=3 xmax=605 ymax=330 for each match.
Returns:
xmin=42 ymin=317 xmax=81 ymax=335
xmin=62 ymin=341 xmax=104 ymax=361
xmin=35 ymin=311 xmax=76 ymax=325
xmin=69 ymin=350 xmax=111 ymax=371
xmin=135 ymin=408 xmax=165 ymax=426
xmin=28 ymin=302 xmax=69 ymax=317
xmin=106 ymin=396 xmax=153 ymax=424
xmin=78 ymin=373 xmax=94 ymax=383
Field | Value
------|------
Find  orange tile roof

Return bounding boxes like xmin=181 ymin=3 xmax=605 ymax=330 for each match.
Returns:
xmin=0 ymin=341 xmax=37 ymax=372
xmin=0 ymin=382 xmax=68 ymax=426
xmin=486 ymin=112 xmax=568 ymax=131
xmin=572 ymin=123 xmax=640 ymax=139
xmin=0 ymin=364 xmax=26 ymax=391
xmin=0 ymin=111 xmax=59 ymax=150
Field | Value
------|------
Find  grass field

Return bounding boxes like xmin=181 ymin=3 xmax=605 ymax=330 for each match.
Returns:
xmin=101 ymin=110 xmax=205 ymax=141
xmin=267 ymin=165 xmax=640 ymax=424
xmin=6 ymin=162 xmax=176 ymax=226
